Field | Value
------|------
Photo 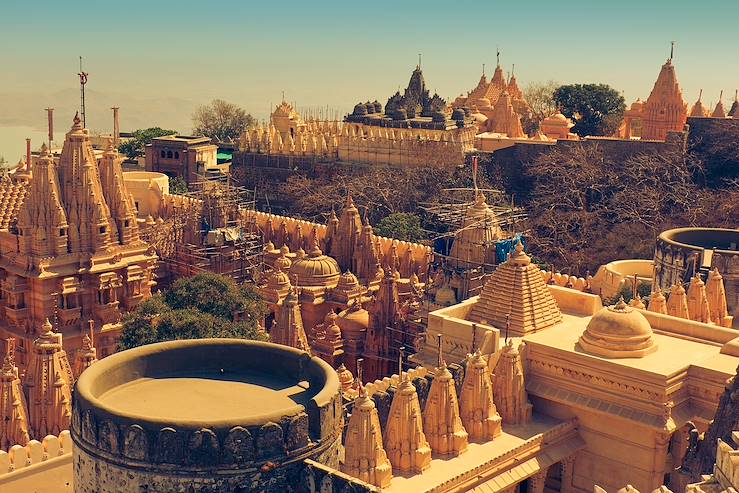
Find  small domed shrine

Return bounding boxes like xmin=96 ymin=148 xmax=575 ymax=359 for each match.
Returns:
xmin=578 ymin=297 xmax=658 ymax=358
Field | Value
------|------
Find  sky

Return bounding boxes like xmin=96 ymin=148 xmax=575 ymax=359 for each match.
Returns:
xmin=2 ymin=0 xmax=739 ymax=159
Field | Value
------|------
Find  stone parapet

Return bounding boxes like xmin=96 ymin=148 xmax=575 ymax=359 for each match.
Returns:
xmin=71 ymin=339 xmax=343 ymax=493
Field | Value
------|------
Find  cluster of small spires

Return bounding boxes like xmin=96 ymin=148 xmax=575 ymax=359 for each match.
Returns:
xmin=689 ymin=89 xmax=739 ymax=118
xmin=646 ymin=270 xmax=732 ymax=328
xmin=341 ymin=337 xmax=531 ymax=488
xmin=0 ymin=319 xmax=97 ymax=451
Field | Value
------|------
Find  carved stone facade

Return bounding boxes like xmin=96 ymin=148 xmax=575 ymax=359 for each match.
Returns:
xmin=0 ymin=116 xmax=156 ymax=366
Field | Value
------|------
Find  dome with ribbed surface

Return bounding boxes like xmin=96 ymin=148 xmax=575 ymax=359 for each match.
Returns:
xmin=578 ymin=297 xmax=657 ymax=358
xmin=289 ymin=229 xmax=340 ymax=287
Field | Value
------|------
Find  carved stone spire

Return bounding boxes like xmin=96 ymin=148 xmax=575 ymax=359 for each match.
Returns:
xmin=423 ymin=335 xmax=468 ymax=456
xmin=666 ymin=280 xmax=690 ymax=319
xmin=706 ymin=268 xmax=733 ymax=328
xmin=73 ymin=321 xmax=98 ymax=378
xmin=331 ymin=194 xmax=362 ymax=271
xmin=712 ymin=90 xmax=726 ymax=118
xmin=384 ymin=350 xmax=431 ymax=473
xmin=311 ymin=311 xmax=344 ymax=366
xmin=56 ymin=114 xmax=116 ymax=253
xmin=486 ymin=91 xmax=526 ymax=138
xmin=689 ymin=90 xmax=708 ymax=117
xmin=98 ymin=138 xmax=140 ymax=245
xmin=16 ymin=143 xmax=69 ymax=257
xmin=648 ymin=290 xmax=668 ymax=315
xmin=641 ymin=57 xmax=687 ymax=140
xmin=492 ymin=339 xmax=532 ymax=425
xmin=0 ymin=339 xmax=30 ymax=449
xmin=342 ymin=362 xmax=393 ymax=488
xmin=354 ymin=221 xmax=380 ymax=283
xmin=271 ymin=286 xmax=311 ymax=354
xmin=23 ymin=319 xmax=74 ymax=438
xmin=460 ymin=349 xmax=502 ymax=441
xmin=687 ymin=273 xmax=712 ymax=324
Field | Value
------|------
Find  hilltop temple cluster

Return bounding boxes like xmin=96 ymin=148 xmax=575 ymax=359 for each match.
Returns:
xmin=0 ymin=49 xmax=738 ymax=493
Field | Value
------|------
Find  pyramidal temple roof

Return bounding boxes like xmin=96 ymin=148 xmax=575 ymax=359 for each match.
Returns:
xmin=468 ymin=241 xmax=562 ymax=336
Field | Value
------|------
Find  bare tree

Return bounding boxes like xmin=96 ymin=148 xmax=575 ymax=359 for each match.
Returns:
xmin=523 ymin=143 xmax=722 ymax=273
xmin=522 ymin=80 xmax=560 ymax=133
xmin=192 ymin=99 xmax=255 ymax=142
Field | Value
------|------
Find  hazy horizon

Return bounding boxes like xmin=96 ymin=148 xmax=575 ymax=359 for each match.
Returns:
xmin=2 ymin=0 xmax=739 ymax=159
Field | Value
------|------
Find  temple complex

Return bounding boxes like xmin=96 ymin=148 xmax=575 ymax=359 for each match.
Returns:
xmin=254 ymin=195 xmax=431 ymax=381
xmin=0 ymin=115 xmax=157 ymax=367
xmin=622 ymin=53 xmax=688 ymax=141
xmin=410 ymin=238 xmax=738 ymax=493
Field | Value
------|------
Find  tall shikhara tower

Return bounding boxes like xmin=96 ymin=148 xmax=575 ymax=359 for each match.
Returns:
xmin=641 ymin=55 xmax=687 ymax=141
xmin=0 ymin=114 xmax=157 ymax=366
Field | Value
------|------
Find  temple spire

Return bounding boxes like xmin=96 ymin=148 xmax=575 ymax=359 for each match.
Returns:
xmin=492 ymin=339 xmax=532 ymax=425
xmin=706 ymin=268 xmax=733 ymax=328
xmin=73 ymin=320 xmax=98 ymax=378
xmin=384 ymin=346 xmax=431 ymax=473
xmin=23 ymin=319 xmax=74 ymax=438
xmin=423 ymin=335 xmax=468 ymax=456
xmin=341 ymin=358 xmax=393 ymax=488
xmin=0 ymin=338 xmax=30 ymax=450
xmin=460 ymin=350 xmax=502 ymax=441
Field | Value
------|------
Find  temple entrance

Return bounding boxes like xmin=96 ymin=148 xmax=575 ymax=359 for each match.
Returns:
xmin=545 ymin=462 xmax=563 ymax=493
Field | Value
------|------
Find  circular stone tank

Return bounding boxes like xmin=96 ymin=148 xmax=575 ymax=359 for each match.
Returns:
xmin=71 ymin=339 xmax=342 ymax=493
xmin=654 ymin=228 xmax=739 ymax=322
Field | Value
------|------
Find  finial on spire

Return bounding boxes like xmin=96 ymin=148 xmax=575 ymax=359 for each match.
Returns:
xmin=418 ymin=53 xmax=422 ymax=69
xmin=511 ymin=63 xmax=515 ymax=77
xmin=437 ymin=333 xmax=444 ymax=368
xmin=496 ymin=47 xmax=500 ymax=66
xmin=670 ymin=41 xmax=675 ymax=61
xmin=357 ymin=358 xmax=365 ymax=395
xmin=399 ymin=346 xmax=405 ymax=380
xmin=482 ymin=63 xmax=485 ymax=76
xmin=719 ymin=89 xmax=723 ymax=101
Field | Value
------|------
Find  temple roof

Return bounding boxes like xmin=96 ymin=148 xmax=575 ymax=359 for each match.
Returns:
xmin=468 ymin=241 xmax=563 ymax=336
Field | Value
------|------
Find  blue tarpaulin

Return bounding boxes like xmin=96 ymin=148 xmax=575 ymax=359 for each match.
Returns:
xmin=495 ymin=235 xmax=526 ymax=263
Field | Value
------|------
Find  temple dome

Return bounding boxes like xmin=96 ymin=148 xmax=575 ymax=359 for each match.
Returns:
xmin=472 ymin=112 xmax=489 ymax=125
xmin=336 ymin=271 xmax=360 ymax=291
xmin=578 ymin=298 xmax=658 ymax=359
xmin=290 ymin=242 xmax=341 ymax=288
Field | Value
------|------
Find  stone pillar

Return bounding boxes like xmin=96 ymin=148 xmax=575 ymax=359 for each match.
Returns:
xmin=527 ymin=470 xmax=548 ymax=493
xmin=561 ymin=456 xmax=576 ymax=493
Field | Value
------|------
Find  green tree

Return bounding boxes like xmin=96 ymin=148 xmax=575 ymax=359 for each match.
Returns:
xmin=118 ymin=127 xmax=176 ymax=159
xmin=118 ymin=273 xmax=268 ymax=351
xmin=192 ymin=99 xmax=254 ymax=142
xmin=553 ymin=84 xmax=625 ymax=137
xmin=169 ymin=175 xmax=188 ymax=195
xmin=374 ymin=212 xmax=426 ymax=242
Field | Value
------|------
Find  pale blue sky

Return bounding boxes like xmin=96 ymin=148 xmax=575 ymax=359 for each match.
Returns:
xmin=2 ymin=0 xmax=739 ymax=158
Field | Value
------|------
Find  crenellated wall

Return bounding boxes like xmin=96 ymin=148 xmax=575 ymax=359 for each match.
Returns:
xmin=0 ymin=431 xmax=73 ymax=493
